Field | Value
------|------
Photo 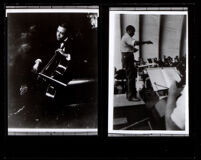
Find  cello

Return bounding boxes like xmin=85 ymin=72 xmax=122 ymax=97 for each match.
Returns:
xmin=35 ymin=37 xmax=72 ymax=99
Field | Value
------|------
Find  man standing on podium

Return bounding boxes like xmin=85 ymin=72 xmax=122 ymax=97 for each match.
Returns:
xmin=120 ymin=25 xmax=153 ymax=101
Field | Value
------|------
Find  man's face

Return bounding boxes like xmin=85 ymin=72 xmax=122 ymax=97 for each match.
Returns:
xmin=56 ymin=26 xmax=67 ymax=42
xmin=128 ymin=29 xmax=135 ymax=37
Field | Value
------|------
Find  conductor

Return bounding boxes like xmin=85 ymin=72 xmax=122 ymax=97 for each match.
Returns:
xmin=120 ymin=25 xmax=153 ymax=101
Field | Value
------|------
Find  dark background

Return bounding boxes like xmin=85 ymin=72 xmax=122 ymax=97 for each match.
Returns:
xmin=1 ymin=0 xmax=201 ymax=160
xmin=7 ymin=13 xmax=98 ymax=129
xmin=7 ymin=13 xmax=98 ymax=78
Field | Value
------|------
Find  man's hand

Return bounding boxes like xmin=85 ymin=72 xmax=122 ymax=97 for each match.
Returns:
xmin=20 ymin=85 xmax=28 ymax=95
xmin=32 ymin=59 xmax=42 ymax=73
xmin=146 ymin=41 xmax=153 ymax=44
xmin=56 ymin=49 xmax=71 ymax=61
xmin=168 ymin=81 xmax=183 ymax=98
xmin=65 ymin=54 xmax=71 ymax=61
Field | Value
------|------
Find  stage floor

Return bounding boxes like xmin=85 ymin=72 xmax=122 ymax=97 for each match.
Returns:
xmin=113 ymin=94 xmax=145 ymax=108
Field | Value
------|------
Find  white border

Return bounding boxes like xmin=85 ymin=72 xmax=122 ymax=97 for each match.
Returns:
xmin=7 ymin=8 xmax=99 ymax=134
xmin=108 ymin=10 xmax=189 ymax=136
xmin=8 ymin=128 xmax=97 ymax=133
xmin=6 ymin=8 xmax=99 ymax=17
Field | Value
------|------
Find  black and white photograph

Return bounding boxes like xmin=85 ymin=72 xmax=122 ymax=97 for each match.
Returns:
xmin=7 ymin=7 xmax=99 ymax=135
xmin=108 ymin=8 xmax=189 ymax=136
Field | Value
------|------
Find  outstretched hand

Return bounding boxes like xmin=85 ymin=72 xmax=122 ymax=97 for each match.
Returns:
xmin=146 ymin=41 xmax=153 ymax=44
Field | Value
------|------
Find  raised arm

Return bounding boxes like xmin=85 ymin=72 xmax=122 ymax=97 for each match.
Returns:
xmin=165 ymin=81 xmax=183 ymax=130
xmin=134 ymin=40 xmax=153 ymax=46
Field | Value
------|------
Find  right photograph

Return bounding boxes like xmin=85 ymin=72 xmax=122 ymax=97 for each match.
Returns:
xmin=108 ymin=8 xmax=189 ymax=136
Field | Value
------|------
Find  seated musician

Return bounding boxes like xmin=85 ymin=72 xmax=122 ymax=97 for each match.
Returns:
xmin=33 ymin=23 xmax=72 ymax=73
xmin=31 ymin=23 xmax=74 ymax=99
xmin=165 ymin=80 xmax=186 ymax=130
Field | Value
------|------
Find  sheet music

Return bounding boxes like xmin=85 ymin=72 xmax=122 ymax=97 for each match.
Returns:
xmin=147 ymin=68 xmax=167 ymax=91
xmin=147 ymin=67 xmax=181 ymax=91
xmin=162 ymin=67 xmax=181 ymax=88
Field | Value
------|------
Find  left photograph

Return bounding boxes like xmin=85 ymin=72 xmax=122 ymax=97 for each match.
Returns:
xmin=6 ymin=7 xmax=99 ymax=135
